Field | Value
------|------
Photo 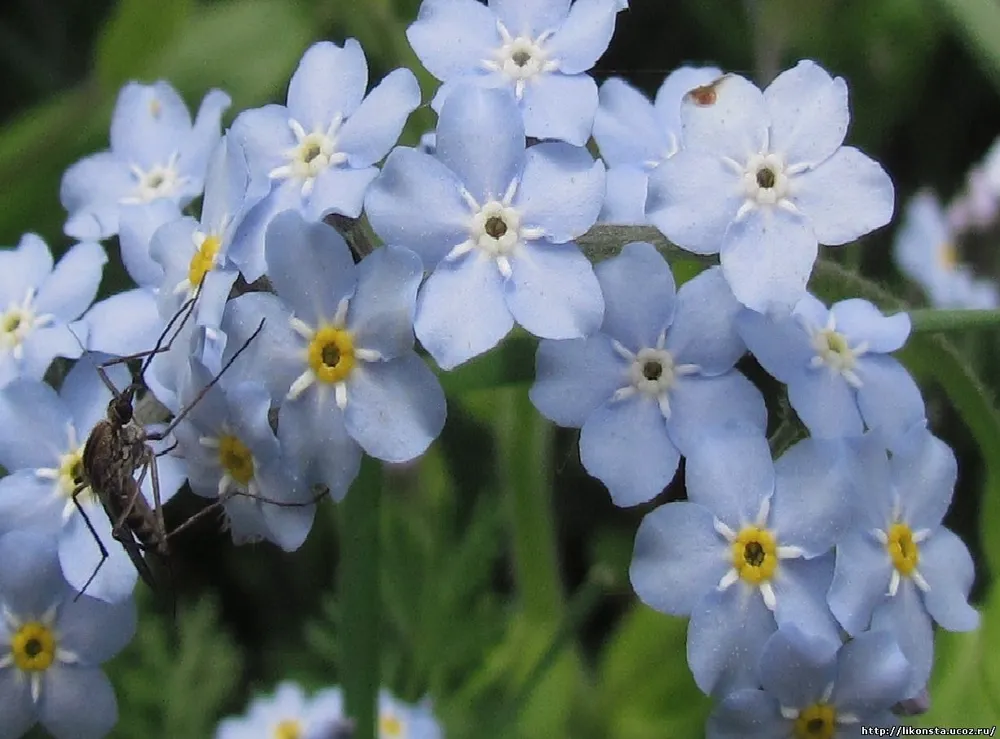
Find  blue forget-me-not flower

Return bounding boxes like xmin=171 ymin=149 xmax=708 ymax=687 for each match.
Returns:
xmin=215 ymin=681 xmax=350 ymax=739
xmin=646 ymin=60 xmax=894 ymax=315
xmin=630 ymin=426 xmax=853 ymax=696
xmin=366 ymin=84 xmax=606 ymax=369
xmin=61 ymin=81 xmax=229 ymax=240
xmin=220 ymin=211 xmax=446 ymax=500
xmin=737 ymin=294 xmax=925 ymax=440
xmin=0 ymin=529 xmax=136 ymax=739
xmin=407 ymin=0 xmax=626 ymax=145
xmin=531 ymin=243 xmax=765 ymax=506
xmin=593 ymin=66 xmax=721 ymax=224
xmin=0 ymin=234 xmax=106 ymax=389
xmin=0 ymin=359 xmax=185 ymax=603
xmin=229 ymin=40 xmax=421 ymax=282
xmin=828 ymin=427 xmax=979 ymax=697
xmin=706 ymin=625 xmax=910 ymax=738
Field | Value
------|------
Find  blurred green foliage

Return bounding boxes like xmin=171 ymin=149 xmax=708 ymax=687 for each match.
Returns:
xmin=6 ymin=0 xmax=1000 ymax=736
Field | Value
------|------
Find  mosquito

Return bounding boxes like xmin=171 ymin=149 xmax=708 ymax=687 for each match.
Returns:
xmin=70 ymin=290 xmax=266 ymax=597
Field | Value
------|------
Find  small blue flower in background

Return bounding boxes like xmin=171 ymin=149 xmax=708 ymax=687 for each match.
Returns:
xmin=366 ymin=85 xmax=606 ymax=369
xmin=376 ymin=689 xmax=443 ymax=739
xmin=593 ymin=66 xmax=721 ymax=224
xmin=706 ymin=625 xmax=910 ymax=738
xmin=215 ymin=681 xmax=349 ymax=739
xmin=229 ymin=40 xmax=421 ymax=282
xmin=828 ymin=427 xmax=979 ymax=697
xmin=150 ymin=133 xmax=249 ymax=362
xmin=737 ymin=294 xmax=925 ymax=440
xmin=61 ymin=81 xmax=229 ymax=240
xmin=893 ymin=190 xmax=999 ymax=309
xmin=630 ymin=426 xmax=853 ymax=696
xmin=0 ymin=234 xmax=106 ymax=389
xmin=530 ymin=244 xmax=765 ymax=506
xmin=220 ymin=211 xmax=446 ymax=500
xmin=0 ymin=529 xmax=136 ymax=739
xmin=172 ymin=359 xmax=314 ymax=552
xmin=0 ymin=358 xmax=185 ymax=603
xmin=407 ymin=0 xmax=626 ymax=145
xmin=646 ymin=60 xmax=894 ymax=315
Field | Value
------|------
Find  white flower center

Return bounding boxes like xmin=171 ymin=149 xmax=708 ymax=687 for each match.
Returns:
xmin=270 ymin=117 xmax=349 ymax=197
xmin=483 ymin=22 xmax=560 ymax=99
xmin=742 ymin=153 xmax=790 ymax=204
xmin=0 ymin=287 xmax=54 ymax=360
xmin=608 ymin=334 xmax=700 ymax=420
xmin=122 ymin=153 xmax=187 ymax=204
xmin=444 ymin=179 xmax=545 ymax=278
xmin=804 ymin=313 xmax=868 ymax=388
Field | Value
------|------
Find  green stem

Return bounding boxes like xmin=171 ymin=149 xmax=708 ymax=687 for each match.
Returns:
xmin=496 ymin=387 xmax=562 ymax=618
xmin=340 ymin=456 xmax=382 ymax=739
xmin=909 ymin=308 xmax=1000 ymax=333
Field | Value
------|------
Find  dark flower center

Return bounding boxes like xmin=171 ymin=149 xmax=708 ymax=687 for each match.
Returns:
xmin=512 ymin=50 xmax=531 ymax=67
xmin=642 ymin=360 xmax=663 ymax=381
xmin=485 ymin=216 xmax=508 ymax=239
xmin=756 ymin=167 xmax=776 ymax=189
xmin=743 ymin=541 xmax=766 ymax=567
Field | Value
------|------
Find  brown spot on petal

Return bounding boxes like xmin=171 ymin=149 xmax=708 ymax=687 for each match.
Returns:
xmin=687 ymin=78 xmax=725 ymax=107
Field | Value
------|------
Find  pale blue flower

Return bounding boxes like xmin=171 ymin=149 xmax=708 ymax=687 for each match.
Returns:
xmin=220 ymin=212 xmax=446 ymax=500
xmin=0 ymin=529 xmax=136 ymax=739
xmin=706 ymin=625 xmax=909 ymax=739
xmin=229 ymin=40 xmax=421 ymax=282
xmin=630 ymin=425 xmax=852 ymax=696
xmin=366 ymin=84 xmax=606 ymax=369
xmin=375 ymin=689 xmax=443 ymax=739
xmin=893 ymin=190 xmax=999 ymax=309
xmin=0 ymin=234 xmax=106 ymax=389
xmin=216 ymin=682 xmax=348 ymax=739
xmin=647 ymin=60 xmax=894 ymax=315
xmin=736 ymin=294 xmax=924 ymax=440
xmin=61 ymin=81 xmax=229 ymax=240
xmin=408 ymin=0 xmax=626 ymax=145
xmin=827 ymin=427 xmax=979 ymax=697
xmin=594 ymin=67 xmax=721 ymax=223
xmin=531 ymin=244 xmax=765 ymax=506
xmin=0 ymin=358 xmax=185 ymax=603
xmin=172 ymin=359 xmax=314 ymax=552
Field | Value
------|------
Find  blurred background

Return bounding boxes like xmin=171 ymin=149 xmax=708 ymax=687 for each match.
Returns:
xmin=4 ymin=0 xmax=1000 ymax=737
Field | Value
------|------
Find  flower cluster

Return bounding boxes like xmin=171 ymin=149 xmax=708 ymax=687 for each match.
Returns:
xmin=0 ymin=0 xmax=983 ymax=736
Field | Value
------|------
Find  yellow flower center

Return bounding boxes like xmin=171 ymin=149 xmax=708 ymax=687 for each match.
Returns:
xmin=731 ymin=526 xmax=778 ymax=584
xmin=793 ymin=703 xmax=836 ymax=739
xmin=58 ymin=448 xmax=87 ymax=498
xmin=308 ymin=326 xmax=356 ymax=384
xmin=938 ymin=241 xmax=957 ymax=271
xmin=380 ymin=713 xmax=405 ymax=738
xmin=887 ymin=522 xmax=919 ymax=575
xmin=188 ymin=234 xmax=221 ymax=287
xmin=273 ymin=719 xmax=302 ymax=739
xmin=219 ymin=434 xmax=254 ymax=486
xmin=11 ymin=622 xmax=56 ymax=672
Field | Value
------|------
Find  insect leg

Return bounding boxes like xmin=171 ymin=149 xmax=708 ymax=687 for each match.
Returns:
xmin=71 ymin=483 xmax=109 ymax=601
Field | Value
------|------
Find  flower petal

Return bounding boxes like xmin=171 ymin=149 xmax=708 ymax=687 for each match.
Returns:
xmin=229 ymin=104 xmax=294 ymax=201
xmin=365 ymin=147 xmax=470 ymax=268
xmin=338 ymin=68 xmax=421 ymax=168
xmin=735 ymin=306 xmax=814 ymax=384
xmin=688 ymin=584 xmax=775 ymax=696
xmin=519 ymin=72 xmax=598 ymax=146
xmin=833 ymin=630 xmax=913 ymax=714
xmin=545 ymin=0 xmax=621 ymax=74
xmin=348 ymin=245 xmax=422 ymax=358
xmin=344 ymin=354 xmax=446 ymax=463
xmin=59 ymin=506 xmax=138 ymax=604
xmin=667 ymin=372 xmax=767 ymax=454
xmin=57 ymin=595 xmax=137 ymax=663
xmin=787 ymin=367 xmax=864 ymax=438
xmin=492 ymin=0 xmax=570 ymax=37
xmin=0 ymin=530 xmax=65 ymax=613
xmin=516 ymin=142 xmax=604 ymax=242
xmin=757 ymin=624 xmax=836 ymax=709
xmin=436 ymin=85 xmax=525 ymax=204
xmin=665 ymin=266 xmax=746 ymax=373
xmin=265 ymin=210 xmax=357 ymax=325
xmin=0 ymin=669 xmax=34 ymax=739
xmin=653 ymin=66 xmax=723 ymax=142
xmin=0 ymin=379 xmax=70 ymax=470
xmin=918 ymin=527 xmax=978 ymax=632
xmin=305 ymin=165 xmax=379 ymax=220
xmin=594 ymin=242 xmax=675 ymax=351
xmin=870 ymin=580 xmax=934 ymax=698
xmin=598 ymin=165 xmax=648 ymax=225
xmin=764 ymin=60 xmax=848 ymax=167
xmin=530 ymin=335 xmax=625 ymax=427
xmin=33 ymin=242 xmax=106 ymax=321
xmin=855 ymin=356 xmax=926 ymax=440
xmin=406 ymin=0 xmax=498 ymax=80
xmin=39 ymin=666 xmax=118 ymax=739
xmin=646 ymin=149 xmax=742 ymax=255
xmin=793 ymin=146 xmax=894 ymax=246
xmin=721 ymin=206 xmax=817 ymax=316
xmin=579 ymin=394 xmax=680 ymax=506
xmin=110 ymin=81 xmax=191 ymax=165
xmin=828 ymin=529 xmax=893 ymax=635
xmin=279 ymin=395 xmax=362 ymax=502
xmin=706 ymin=689 xmax=784 ymax=739
xmin=60 ymin=155 xmax=135 ymax=240
xmin=228 ymin=179 xmax=302 ymax=283
xmin=82 ymin=288 xmax=164 ymax=358
xmin=506 ymin=241 xmax=603 ymax=339
xmin=287 ymin=40 xmax=368 ymax=129
xmin=680 ymin=73 xmax=768 ymax=162
xmin=594 ymin=78 xmax=660 ymax=166
xmin=629 ymin=501 xmax=730 ymax=615
xmin=831 ymin=299 xmax=910 ymax=353
xmin=220 ymin=292 xmax=303 ymax=401
xmin=890 ymin=426 xmax=956 ymax=531
xmin=0 ymin=470 xmax=64 ymax=535
xmin=118 ymin=201 xmax=180 ymax=288
xmin=771 ymin=554 xmax=842 ymax=648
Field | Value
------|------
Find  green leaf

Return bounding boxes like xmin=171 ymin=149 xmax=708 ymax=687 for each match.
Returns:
xmin=597 ymin=606 xmax=710 ymax=739
xmin=932 ymin=0 xmax=1000 ymax=92
xmin=96 ymin=0 xmax=193 ymax=90
xmin=910 ymin=308 xmax=1000 ymax=334
xmin=917 ymin=584 xmax=1000 ymax=727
